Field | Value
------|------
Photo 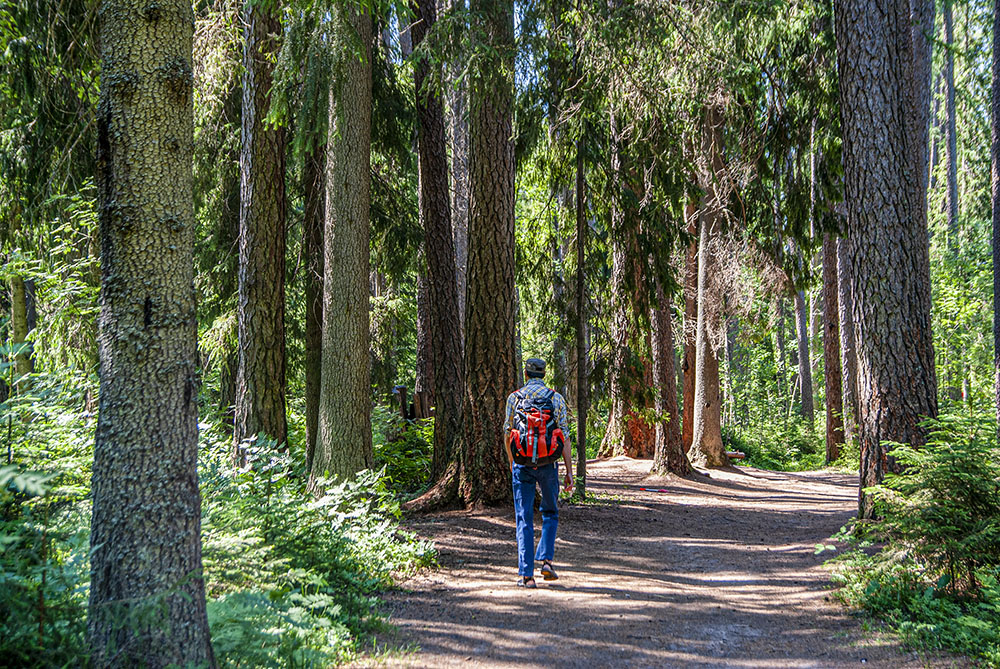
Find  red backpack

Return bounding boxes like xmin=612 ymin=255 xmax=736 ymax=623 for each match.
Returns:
xmin=509 ymin=388 xmax=565 ymax=466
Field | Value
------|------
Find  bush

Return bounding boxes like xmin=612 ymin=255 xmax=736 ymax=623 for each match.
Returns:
xmin=371 ymin=405 xmax=433 ymax=496
xmin=723 ymin=417 xmax=823 ymax=471
xmin=829 ymin=410 xmax=1000 ymax=667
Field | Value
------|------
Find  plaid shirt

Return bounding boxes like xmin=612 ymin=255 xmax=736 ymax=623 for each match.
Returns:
xmin=504 ymin=378 xmax=570 ymax=437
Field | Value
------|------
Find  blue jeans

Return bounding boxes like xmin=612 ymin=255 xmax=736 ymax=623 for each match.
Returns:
xmin=512 ymin=462 xmax=559 ymax=578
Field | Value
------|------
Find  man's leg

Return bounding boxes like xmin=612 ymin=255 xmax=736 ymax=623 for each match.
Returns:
xmin=512 ymin=465 xmax=536 ymax=579
xmin=534 ymin=463 xmax=559 ymax=563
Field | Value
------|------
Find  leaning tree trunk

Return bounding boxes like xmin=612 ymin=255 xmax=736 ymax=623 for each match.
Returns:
xmin=793 ymin=288 xmax=815 ymax=425
xmin=651 ymin=279 xmax=691 ymax=476
xmin=822 ymin=233 xmax=845 ymax=462
xmin=682 ymin=201 xmax=698 ymax=452
xmin=412 ymin=0 xmax=465 ymax=481
xmin=688 ymin=107 xmax=729 ymax=469
xmin=459 ymin=0 xmax=516 ymax=507
xmin=834 ymin=0 xmax=938 ymax=519
xmin=313 ymin=4 xmax=374 ymax=485
xmin=304 ymin=142 xmax=324 ymax=472
xmin=993 ymin=0 xmax=1000 ymax=430
xmin=89 ymin=1 xmax=215 ymax=665
xmin=235 ymin=0 xmax=287 ymax=456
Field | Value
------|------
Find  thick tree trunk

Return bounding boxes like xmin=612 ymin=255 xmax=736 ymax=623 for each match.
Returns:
xmin=834 ymin=0 xmax=939 ymax=519
xmin=837 ymin=235 xmax=860 ymax=444
xmin=793 ymin=289 xmax=814 ymax=424
xmin=689 ymin=107 xmax=729 ymax=469
xmin=993 ymin=0 xmax=1000 ymax=429
xmin=412 ymin=0 xmax=465 ymax=480
xmin=304 ymin=142 xmax=324 ymax=472
xmin=459 ymin=0 xmax=516 ymax=507
xmin=89 ymin=1 xmax=214 ymax=665
xmin=823 ymin=233 xmax=845 ymax=462
xmin=313 ymin=4 xmax=374 ymax=485
xmin=235 ymin=0 xmax=287 ymax=455
xmin=651 ymin=280 xmax=691 ymax=476
xmin=681 ymin=201 xmax=697 ymax=452
xmin=944 ymin=0 xmax=960 ymax=254
xmin=911 ymin=0 xmax=935 ymax=216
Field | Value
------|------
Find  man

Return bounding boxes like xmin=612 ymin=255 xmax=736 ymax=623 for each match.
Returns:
xmin=504 ymin=357 xmax=573 ymax=588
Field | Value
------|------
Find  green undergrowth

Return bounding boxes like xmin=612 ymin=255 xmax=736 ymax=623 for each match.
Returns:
xmin=2 ymin=370 xmax=436 ymax=667
xmin=827 ymin=411 xmax=1000 ymax=667
xmin=723 ymin=417 xmax=824 ymax=471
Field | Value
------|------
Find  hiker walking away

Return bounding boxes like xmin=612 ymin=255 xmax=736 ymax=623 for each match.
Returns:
xmin=504 ymin=358 xmax=573 ymax=588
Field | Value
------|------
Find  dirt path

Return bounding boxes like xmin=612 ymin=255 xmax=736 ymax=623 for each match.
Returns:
xmin=360 ymin=458 xmax=969 ymax=668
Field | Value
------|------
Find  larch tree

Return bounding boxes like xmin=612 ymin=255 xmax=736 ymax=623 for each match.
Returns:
xmin=460 ymin=0 xmax=517 ymax=506
xmin=88 ymin=0 xmax=215 ymax=664
xmin=313 ymin=1 xmax=374 ymax=485
xmin=411 ymin=0 xmax=465 ymax=479
xmin=833 ymin=0 xmax=938 ymax=518
xmin=688 ymin=105 xmax=729 ymax=469
xmin=235 ymin=0 xmax=287 ymax=456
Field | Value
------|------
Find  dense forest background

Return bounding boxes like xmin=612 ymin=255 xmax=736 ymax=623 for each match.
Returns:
xmin=2 ymin=0 xmax=1000 ymax=665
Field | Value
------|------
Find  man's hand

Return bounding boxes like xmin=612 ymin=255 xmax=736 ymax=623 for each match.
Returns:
xmin=562 ymin=471 xmax=573 ymax=493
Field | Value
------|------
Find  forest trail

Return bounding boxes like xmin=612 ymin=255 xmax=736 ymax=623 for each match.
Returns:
xmin=358 ymin=458 xmax=969 ymax=669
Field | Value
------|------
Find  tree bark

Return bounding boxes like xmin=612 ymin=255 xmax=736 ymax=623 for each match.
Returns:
xmin=837 ymin=235 xmax=860 ymax=445
xmin=834 ymin=0 xmax=939 ymax=519
xmin=793 ymin=288 xmax=814 ymax=424
xmin=651 ymin=280 xmax=691 ymax=476
xmin=412 ymin=0 xmax=465 ymax=480
xmin=89 ymin=1 xmax=214 ymax=664
xmin=235 ymin=0 xmax=287 ymax=455
xmin=993 ymin=0 xmax=1000 ymax=429
xmin=688 ymin=106 xmax=729 ymax=469
xmin=459 ymin=0 xmax=516 ymax=507
xmin=10 ymin=275 xmax=31 ymax=380
xmin=313 ymin=4 xmax=374 ymax=485
xmin=575 ymin=133 xmax=588 ymax=497
xmin=303 ymin=142 xmax=324 ymax=472
xmin=681 ymin=201 xmax=697 ymax=452
xmin=911 ymin=0 xmax=935 ymax=218
xmin=823 ymin=233 xmax=845 ymax=462
xmin=446 ymin=0 xmax=470 ymax=337
xmin=415 ymin=268 xmax=434 ymax=398
xmin=944 ymin=0 xmax=960 ymax=255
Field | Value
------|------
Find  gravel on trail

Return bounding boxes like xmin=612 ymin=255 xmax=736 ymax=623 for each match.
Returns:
xmin=352 ymin=457 xmax=970 ymax=669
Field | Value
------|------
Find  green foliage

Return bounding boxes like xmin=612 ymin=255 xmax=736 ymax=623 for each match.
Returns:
xmin=372 ymin=406 xmax=433 ymax=497
xmin=201 ymin=430 xmax=435 ymax=666
xmin=723 ymin=418 xmax=822 ymax=472
xmin=829 ymin=410 xmax=1000 ymax=667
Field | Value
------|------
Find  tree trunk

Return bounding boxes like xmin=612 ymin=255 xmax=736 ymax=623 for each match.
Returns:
xmin=575 ymin=133 xmax=588 ymax=497
xmin=944 ymin=0 xmax=960 ymax=255
xmin=304 ymin=142 xmax=325 ymax=472
xmin=793 ymin=289 xmax=814 ymax=425
xmin=313 ymin=4 xmax=374 ymax=485
xmin=837 ymin=235 xmax=860 ymax=445
xmin=10 ymin=275 xmax=31 ymax=380
xmin=833 ymin=0 xmax=939 ymax=519
xmin=993 ymin=0 xmax=1000 ymax=429
xmin=651 ymin=280 xmax=691 ymax=476
xmin=235 ymin=0 xmax=287 ymax=456
xmin=823 ymin=233 xmax=845 ymax=462
xmin=446 ymin=0 xmax=470 ymax=337
xmin=689 ymin=106 xmax=729 ymax=469
xmin=89 ymin=1 xmax=214 ymax=664
xmin=412 ymin=0 xmax=465 ymax=480
xmin=415 ymin=268 xmax=434 ymax=398
xmin=911 ymin=0 xmax=935 ymax=218
xmin=459 ymin=0 xmax=516 ymax=507
xmin=682 ymin=201 xmax=697 ymax=452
